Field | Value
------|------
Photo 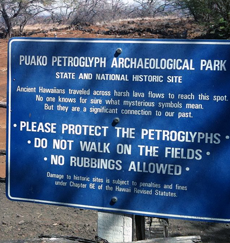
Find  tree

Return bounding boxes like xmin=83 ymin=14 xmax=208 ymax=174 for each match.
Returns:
xmin=132 ymin=0 xmax=168 ymax=18
xmin=170 ymin=0 xmax=230 ymax=38
xmin=63 ymin=0 xmax=128 ymax=25
xmin=54 ymin=0 xmax=169 ymax=26
xmin=0 ymin=0 xmax=55 ymax=38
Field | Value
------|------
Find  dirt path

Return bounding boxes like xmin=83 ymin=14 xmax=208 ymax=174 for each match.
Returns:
xmin=0 ymin=182 xmax=98 ymax=241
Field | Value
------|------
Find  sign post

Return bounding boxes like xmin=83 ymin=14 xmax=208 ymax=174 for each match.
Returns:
xmin=98 ymin=212 xmax=133 ymax=242
xmin=6 ymin=38 xmax=230 ymax=224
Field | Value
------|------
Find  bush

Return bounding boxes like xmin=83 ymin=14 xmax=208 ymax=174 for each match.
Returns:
xmin=172 ymin=0 xmax=230 ymax=38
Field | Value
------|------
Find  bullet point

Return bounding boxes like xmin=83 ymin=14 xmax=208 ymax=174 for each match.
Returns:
xmin=186 ymin=167 xmax=190 ymax=171
xmin=27 ymin=140 xmax=31 ymax=144
xmin=206 ymin=152 xmax=211 ymax=156
xmin=44 ymin=157 xmax=47 ymax=161
xmin=13 ymin=124 xmax=17 ymax=127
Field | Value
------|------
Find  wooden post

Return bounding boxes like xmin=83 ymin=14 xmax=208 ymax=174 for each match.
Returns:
xmin=135 ymin=215 xmax=145 ymax=240
xmin=97 ymin=212 xmax=133 ymax=242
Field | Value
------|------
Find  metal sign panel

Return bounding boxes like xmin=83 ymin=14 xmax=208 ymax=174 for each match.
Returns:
xmin=6 ymin=38 xmax=230 ymax=222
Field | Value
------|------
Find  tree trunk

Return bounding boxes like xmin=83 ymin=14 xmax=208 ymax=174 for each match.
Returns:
xmin=1 ymin=3 xmax=13 ymax=38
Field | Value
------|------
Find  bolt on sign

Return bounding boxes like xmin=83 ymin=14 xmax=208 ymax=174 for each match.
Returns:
xmin=6 ymin=38 xmax=230 ymax=222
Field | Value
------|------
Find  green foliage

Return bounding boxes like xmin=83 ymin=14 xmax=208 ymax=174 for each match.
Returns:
xmin=171 ymin=0 xmax=230 ymax=38
xmin=208 ymin=17 xmax=230 ymax=39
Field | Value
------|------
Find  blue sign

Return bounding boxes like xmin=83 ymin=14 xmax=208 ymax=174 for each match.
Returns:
xmin=6 ymin=38 xmax=230 ymax=222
